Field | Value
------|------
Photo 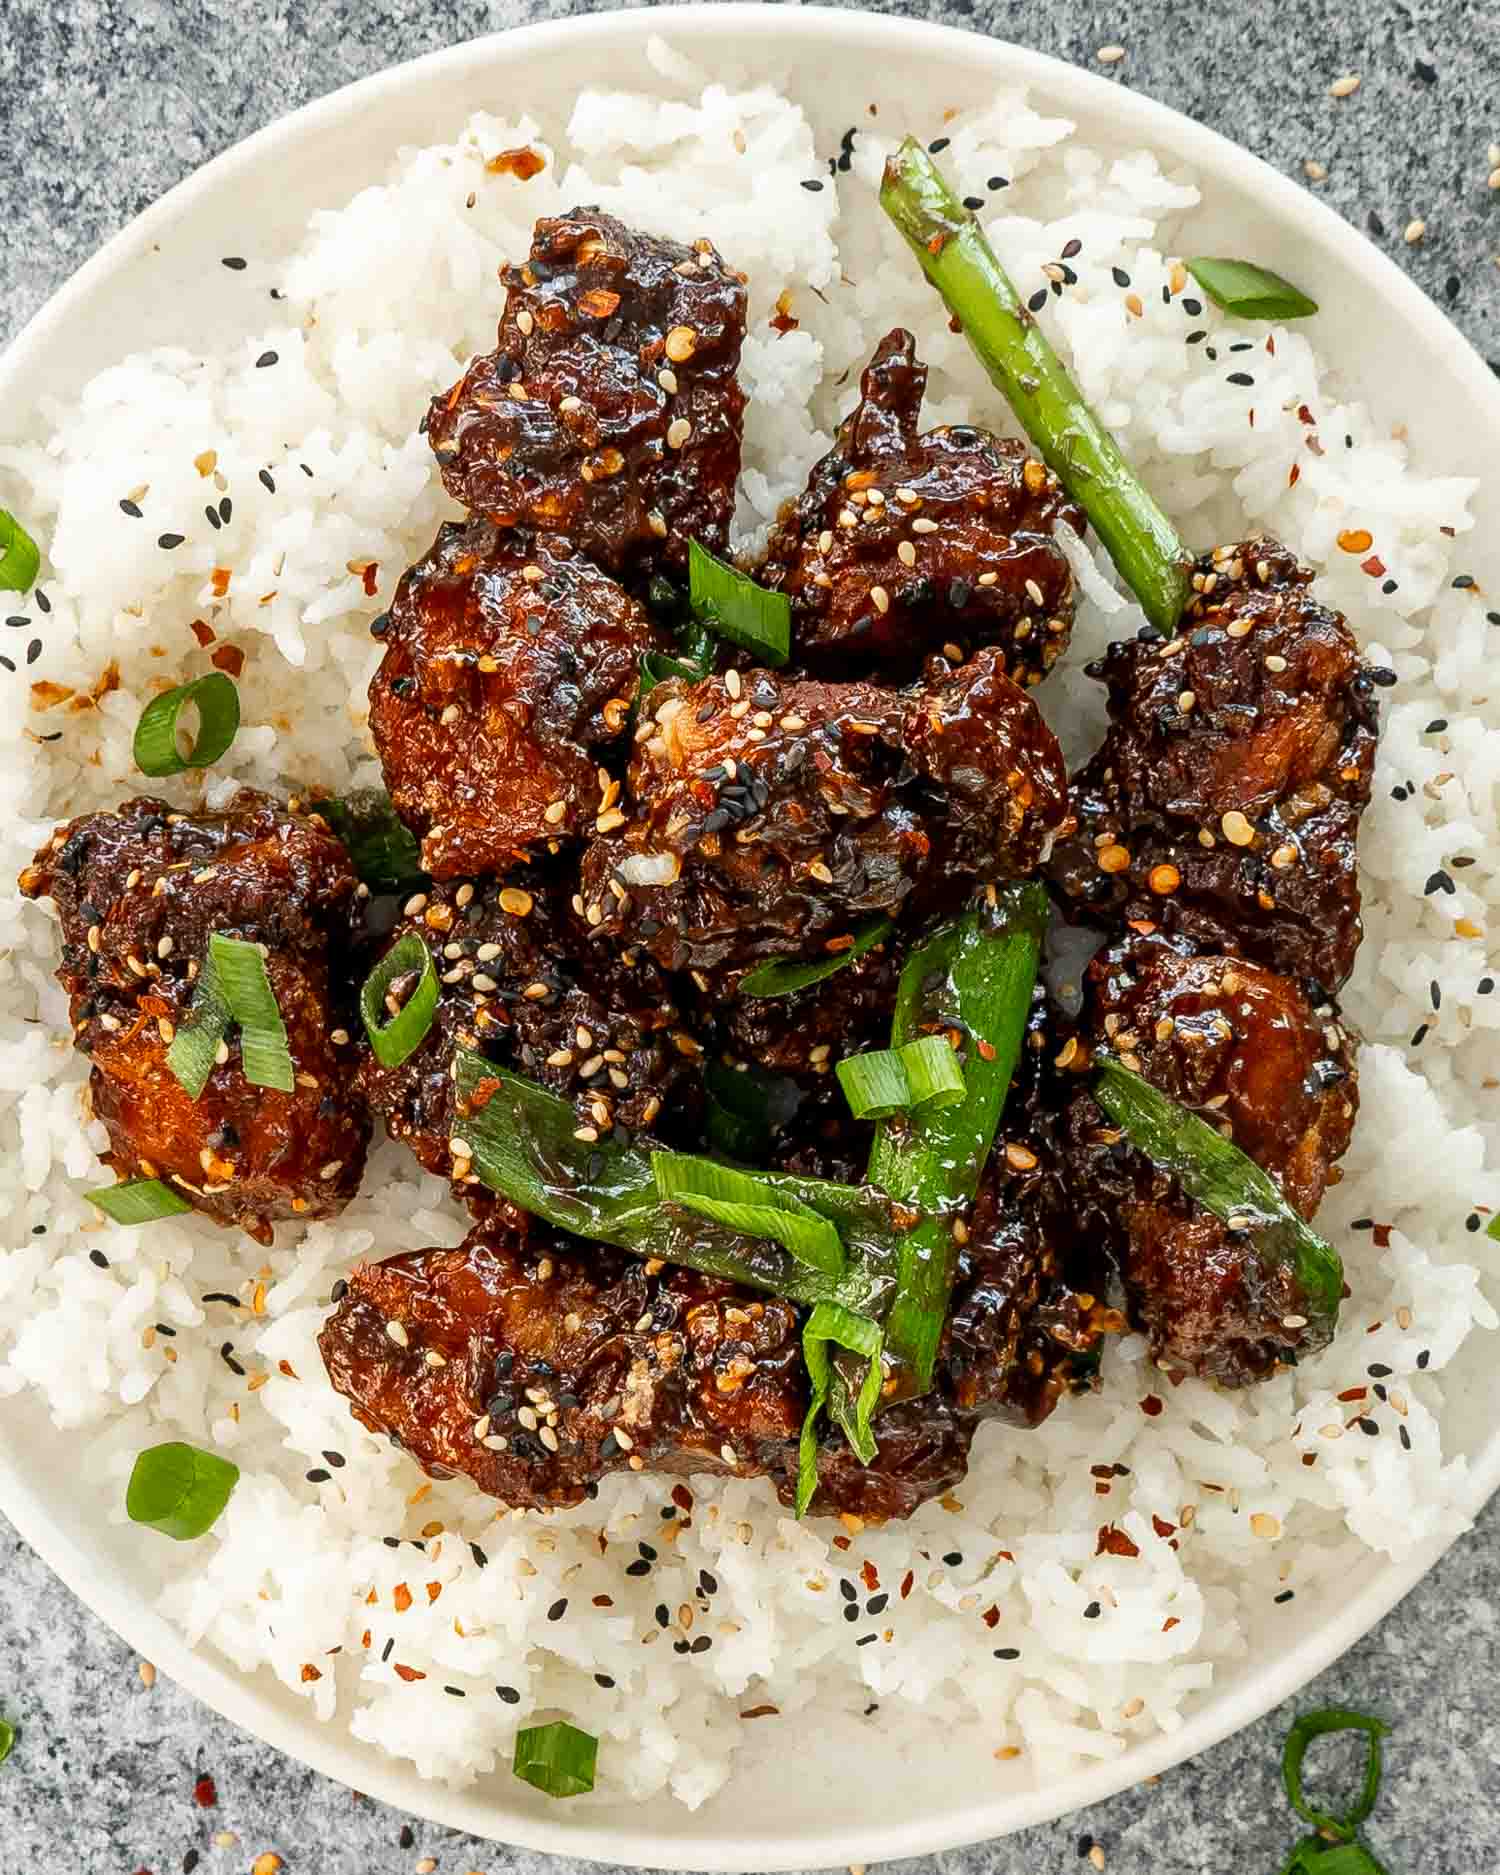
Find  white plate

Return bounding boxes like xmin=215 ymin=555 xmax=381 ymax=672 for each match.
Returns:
xmin=2 ymin=7 xmax=1497 ymax=1866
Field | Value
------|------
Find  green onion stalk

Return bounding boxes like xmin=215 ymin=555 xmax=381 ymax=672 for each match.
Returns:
xmin=880 ymin=139 xmax=1193 ymax=634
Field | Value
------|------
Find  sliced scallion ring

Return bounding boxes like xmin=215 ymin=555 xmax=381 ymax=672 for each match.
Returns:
xmin=688 ymin=538 xmax=791 ymax=666
xmin=166 ymin=949 xmax=231 ymax=1100
xmin=737 ymin=916 xmax=894 ymax=999
xmin=652 ymin=1151 xmax=845 ymax=1278
xmin=0 ymin=509 xmax=41 ymax=595
xmin=836 ymin=1048 xmax=912 ymax=1121
xmin=359 ymin=931 xmax=439 ymax=1068
xmin=512 ymin=1720 xmax=598 ymax=1799
xmin=899 ymin=1033 xmax=966 ymax=1111
xmin=86 ymin=1178 xmax=194 ymax=1225
xmin=208 ymin=932 xmax=293 ymax=1092
xmin=125 ymin=1440 xmax=239 ymax=1541
xmin=133 ymin=672 xmax=241 ymax=777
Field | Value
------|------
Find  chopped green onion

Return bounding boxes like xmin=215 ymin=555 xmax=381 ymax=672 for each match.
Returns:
xmin=0 ymin=1718 xmax=13 ymax=1764
xmin=652 ymin=1152 xmax=844 ymax=1278
xmin=359 ymin=932 xmax=439 ymax=1069
xmin=0 ymin=510 xmax=40 ymax=594
xmin=1185 ymin=257 xmax=1319 ymax=321
xmin=132 ymin=672 xmax=241 ymax=777
xmin=868 ymin=884 xmax=1049 ymax=1397
xmin=125 ymin=1440 xmax=239 ymax=1541
xmin=898 ymin=1034 xmax=966 ymax=1111
xmin=1283 ymin=1709 xmax=1390 ymax=1838
xmin=167 ymin=949 xmax=231 ymax=1100
xmin=796 ymin=1301 xmax=885 ymax=1514
xmin=512 ymin=1720 xmax=598 ymax=1799
xmin=86 ymin=1179 xmax=194 ymax=1225
xmin=879 ymin=139 xmax=1191 ymax=634
xmin=1093 ymin=1056 xmax=1344 ymax=1344
xmin=208 ymin=933 xmax=293 ymax=1092
xmin=836 ymin=1048 xmax=914 ymax=1121
xmin=688 ymin=538 xmax=790 ymax=667
xmin=320 ymin=789 xmax=426 ymax=892
xmin=703 ymin=1058 xmax=801 ymax=1160
xmin=738 ymin=916 xmax=893 ymax=999
xmin=638 ymin=648 xmax=708 ymax=700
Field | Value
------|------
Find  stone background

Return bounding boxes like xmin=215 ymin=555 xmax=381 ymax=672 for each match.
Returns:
xmin=2 ymin=1 xmax=1497 ymax=1870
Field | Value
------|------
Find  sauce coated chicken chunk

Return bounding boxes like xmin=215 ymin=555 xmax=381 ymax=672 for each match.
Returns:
xmin=428 ymin=208 xmax=747 ymax=580
xmin=368 ymin=521 xmax=657 ymax=879
xmin=1050 ymin=541 xmax=1378 ymax=992
xmin=760 ymin=328 xmax=1082 ymax=682
xmin=19 ymin=791 xmax=369 ymax=1243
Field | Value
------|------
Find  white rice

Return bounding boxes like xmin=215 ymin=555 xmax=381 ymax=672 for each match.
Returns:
xmin=1 ymin=38 xmax=1496 ymax=1809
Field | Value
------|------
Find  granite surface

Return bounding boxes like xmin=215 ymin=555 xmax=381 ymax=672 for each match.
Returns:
xmin=2 ymin=1 xmax=1499 ymax=1871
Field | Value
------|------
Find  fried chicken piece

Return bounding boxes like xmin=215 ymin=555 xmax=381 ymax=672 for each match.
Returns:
xmin=427 ymin=209 xmax=747 ymax=580
xmin=353 ymin=864 xmax=702 ymax=1187
xmin=368 ymin=521 xmax=657 ymax=879
xmin=1048 ymin=541 xmax=1379 ymax=993
xmin=1069 ymin=934 xmax=1358 ymax=1384
xmin=578 ymin=649 xmax=1067 ymax=977
xmin=19 ymin=791 xmax=369 ymax=1244
xmin=760 ymin=328 xmax=1083 ymax=682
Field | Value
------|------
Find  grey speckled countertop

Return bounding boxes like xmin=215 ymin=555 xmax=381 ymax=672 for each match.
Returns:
xmin=3 ymin=2 xmax=1499 ymax=1872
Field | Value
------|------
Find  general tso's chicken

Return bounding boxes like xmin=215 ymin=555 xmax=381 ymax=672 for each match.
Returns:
xmin=427 ymin=209 xmax=748 ymax=581
xmin=319 ymin=1220 xmax=807 ymax=1509
xmin=19 ymin=791 xmax=369 ymax=1243
xmin=353 ymin=865 xmax=702 ymax=1187
xmin=759 ymin=328 xmax=1083 ymax=683
xmin=368 ymin=521 xmax=658 ymax=879
xmin=1048 ymin=541 xmax=1379 ymax=993
xmin=577 ymin=649 xmax=1068 ymax=978
xmin=1068 ymin=934 xmax=1359 ymax=1385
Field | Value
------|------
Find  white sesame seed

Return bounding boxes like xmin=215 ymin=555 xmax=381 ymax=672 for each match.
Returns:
xmin=1327 ymin=73 xmax=1361 ymax=98
xmin=657 ymin=366 xmax=679 ymax=394
xmin=385 ymin=1319 xmax=409 ymax=1348
xmin=1096 ymin=43 xmax=1126 ymax=62
xmin=1404 ymin=217 xmax=1427 ymax=244
xmin=912 ymin=516 xmax=938 ymax=534
xmin=666 ymin=417 xmax=693 ymax=450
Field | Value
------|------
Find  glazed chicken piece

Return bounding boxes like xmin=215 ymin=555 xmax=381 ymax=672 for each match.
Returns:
xmin=427 ymin=208 xmax=747 ymax=581
xmin=19 ymin=791 xmax=369 ymax=1244
xmin=1048 ymin=541 xmax=1379 ymax=993
xmin=1068 ymin=934 xmax=1359 ymax=1384
xmin=354 ymin=864 xmax=701 ymax=1187
xmin=368 ymin=520 xmax=658 ymax=879
xmin=578 ymin=648 xmax=1068 ymax=978
xmin=760 ymin=328 xmax=1083 ymax=683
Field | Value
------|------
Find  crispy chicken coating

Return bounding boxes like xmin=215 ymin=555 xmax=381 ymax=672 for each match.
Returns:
xmin=353 ymin=865 xmax=702 ymax=1187
xmin=427 ymin=209 xmax=747 ymax=580
xmin=578 ymin=649 xmax=1067 ymax=977
xmin=1069 ymin=935 xmax=1359 ymax=1385
xmin=368 ymin=521 xmax=657 ymax=879
xmin=1048 ymin=541 xmax=1379 ymax=993
xmin=760 ymin=328 xmax=1083 ymax=682
xmin=19 ymin=791 xmax=369 ymax=1244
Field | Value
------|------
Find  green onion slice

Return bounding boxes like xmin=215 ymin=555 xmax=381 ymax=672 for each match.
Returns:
xmin=0 ymin=1717 xmax=13 ymax=1764
xmin=1093 ymin=1056 xmax=1344 ymax=1337
xmin=688 ymin=538 xmax=790 ymax=667
xmin=703 ymin=1058 xmax=801 ymax=1160
xmin=738 ymin=916 xmax=893 ymax=999
xmin=1185 ymin=257 xmax=1319 ymax=322
xmin=900 ymin=1034 xmax=966 ymax=1111
xmin=836 ymin=1048 xmax=913 ymax=1122
xmin=513 ymin=1720 xmax=598 ymax=1800
xmin=125 ymin=1440 xmax=240 ymax=1541
xmin=796 ymin=1301 xmax=885 ymax=1515
xmin=1282 ymin=1709 xmax=1390 ymax=1839
xmin=208 ymin=933 xmax=293 ymax=1092
xmin=0 ymin=510 xmax=41 ymax=594
xmin=132 ymin=672 xmax=241 ymax=778
xmin=359 ymin=932 xmax=439 ymax=1069
xmin=87 ymin=1179 xmax=194 ymax=1225
xmin=638 ymin=648 xmax=709 ymax=701
xmin=320 ymin=789 xmax=426 ymax=893
xmin=167 ymin=950 xmax=231 ymax=1100
xmin=652 ymin=1152 xmax=844 ymax=1278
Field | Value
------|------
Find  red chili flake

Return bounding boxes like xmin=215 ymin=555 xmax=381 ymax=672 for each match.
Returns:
xmin=995 ymin=1549 xmax=1015 ymax=1564
xmin=300 ymin=1664 xmax=322 ymax=1682
xmin=671 ymin=1484 xmax=694 ymax=1513
xmin=1089 ymin=1464 xmax=1114 ymax=1479
xmin=1302 ymin=1453 xmax=1318 ymax=1466
xmin=948 ymin=313 xmax=963 ymax=335
xmin=465 ymin=1075 xmax=501 ymax=1113
xmin=1162 ymin=1616 xmax=1180 ymax=1632
xmin=1360 ymin=555 xmax=1387 ymax=578
xmin=209 ymin=567 xmax=232 ymax=598
xmin=277 ymin=1359 xmax=298 ymax=1379
xmin=361 ymin=562 xmax=380 ymax=598
xmin=1266 ymin=334 xmax=1277 ymax=355
xmin=860 ymin=1559 xmax=880 ymax=1592
xmin=1140 ymin=1394 xmax=1164 ymax=1417
xmin=486 ymin=146 xmax=545 ymax=180
xmin=1337 ymin=1386 xmax=1368 ymax=1403
xmin=831 ymin=1533 xmax=852 ymax=1551
xmin=1094 ymin=1480 xmax=1112 ymax=1495
xmin=360 ymin=1629 xmax=371 ymax=1649
xmin=1372 ymin=1223 xmax=1392 ymax=1249
xmin=899 ymin=1569 xmax=915 ymax=1600
xmin=739 ymin=1704 xmax=780 ymax=1719
xmin=1287 ymin=462 xmax=1300 ymax=487
xmin=578 ymin=288 xmax=622 ymax=319
xmin=393 ymin=1663 xmax=426 ymax=1682
xmin=392 ymin=1582 xmax=413 ymax=1613
xmin=592 ymin=1594 xmax=613 ymax=1608
xmin=1125 ymin=918 xmax=1156 ymax=937
xmin=926 ymin=233 xmax=946 ymax=257
xmin=193 ymin=1774 xmax=218 ymax=1808
xmin=1151 ymin=1515 xmax=1176 ymax=1539
xmin=976 ymin=1038 xmax=997 ymax=1062
xmin=1440 ymin=524 xmax=1456 ymax=538
xmin=189 ymin=618 xmax=216 ymax=647
xmin=210 ymin=644 xmax=244 ymax=678
xmin=426 ymin=1581 xmax=442 ymax=1604
xmin=769 ymin=289 xmax=799 ymax=337
xmin=1096 ymin=1524 xmax=1140 ymax=1559
xmin=1248 ymin=408 xmax=1256 ymax=428
xmin=981 ymin=1605 xmax=1001 ymax=1629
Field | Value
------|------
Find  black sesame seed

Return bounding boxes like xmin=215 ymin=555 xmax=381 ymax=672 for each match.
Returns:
xmin=89 ymin=1248 xmax=110 ymax=1269
xmin=638 ymin=1541 xmax=657 ymax=1561
xmin=1410 ymin=1023 xmax=1428 ymax=1047
xmin=398 ymin=1829 xmax=414 ymax=1852
xmin=673 ymin=1640 xmax=691 ymax=1655
xmin=1367 ymin=210 xmax=1386 ymax=238
xmin=1399 ymin=1424 xmax=1412 ymax=1450
xmin=1414 ymin=58 xmax=1437 ymax=82
xmin=839 ymin=1580 xmax=857 ymax=1602
xmin=219 ymin=1342 xmax=244 ymax=1376
xmin=381 ymin=1637 xmax=395 ymax=1661
xmin=35 ymin=589 xmax=49 ymax=614
xmin=255 ymin=350 xmax=279 ymax=368
xmin=928 ymin=137 xmax=950 ymax=154
xmin=595 ymin=1672 xmax=615 ymax=1688
xmin=655 ymin=1603 xmax=670 ymax=1628
xmin=496 ymin=1683 xmax=520 ymax=1703
xmin=1425 ymin=718 xmax=1448 ymax=733
xmin=993 ymin=1646 xmax=1021 ymax=1660
xmin=843 ymin=1603 xmax=859 ymax=1623
xmin=383 ymin=1536 xmax=400 ymax=1549
xmin=854 ymin=1634 xmax=877 ymax=1647
xmin=1111 ymin=266 xmax=1131 ymax=288
xmin=1186 ymin=329 xmax=1206 ymax=345
xmin=1368 ymin=1362 xmax=1392 ymax=1378
xmin=1382 ymin=579 xmax=1398 ymax=595
xmin=1077 ymin=1838 xmax=1094 ymax=1860
xmin=1466 ymin=1213 xmax=1481 ymax=1233
xmin=546 ymin=1598 xmax=567 ymax=1621
xmin=306 ymin=1468 xmax=330 ymax=1483
xmin=800 ymin=179 xmax=824 ymax=192
xmin=1181 ymin=298 xmax=1202 ymax=316
xmin=258 ymin=468 xmax=276 ymax=494
xmin=184 ymin=1851 xmax=201 ymax=1873
xmin=942 ymin=1551 xmax=963 ymax=1567
xmin=322 ymin=1449 xmax=345 ymax=1468
xmin=222 ymin=256 xmax=248 ymax=271
xmin=1369 ymin=666 xmax=1398 ymax=687
xmin=470 ymin=1543 xmax=488 ymax=1569
xmin=1417 ymin=1349 xmax=1430 ymax=1368
xmin=158 ymin=532 xmax=185 ymax=550
xmin=219 ymin=497 xmax=232 ymax=524
xmin=1083 ymin=1601 xmax=1101 ymax=1619
xmin=963 ymin=195 xmax=984 ymax=211
xmin=330 ymin=1278 xmax=349 ymax=1302
xmin=690 ymin=1636 xmax=711 ymax=1654
xmin=698 ymin=1569 xmax=717 ymax=1595
xmin=866 ymin=1593 xmax=889 ymax=1615
xmin=988 ymin=175 xmax=1008 ymax=190
xmin=119 ymin=499 xmax=143 ymax=518
xmin=205 ymin=505 xmax=222 ymax=530
xmin=1358 ymin=1417 xmax=1380 ymax=1436
xmin=1061 ymin=237 xmax=1082 ymax=260
xmin=1430 ymin=979 xmax=1442 ymax=1010
xmin=1275 ymin=1589 xmax=1295 ymax=1604
xmin=1479 ymin=978 xmax=1494 ymax=995
xmin=625 ymin=1559 xmax=651 ymax=1577
xmin=1424 ymin=870 xmax=1453 ymax=896
xmin=1027 ymin=287 xmax=1048 ymax=313
xmin=1226 ymin=372 xmax=1255 ymax=387
xmin=4 ymin=616 xmax=25 ymax=629
xmin=1453 ymin=573 xmax=1476 ymax=589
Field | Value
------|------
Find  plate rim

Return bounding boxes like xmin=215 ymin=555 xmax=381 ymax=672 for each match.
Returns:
xmin=2 ymin=5 xmax=1498 ymax=1865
